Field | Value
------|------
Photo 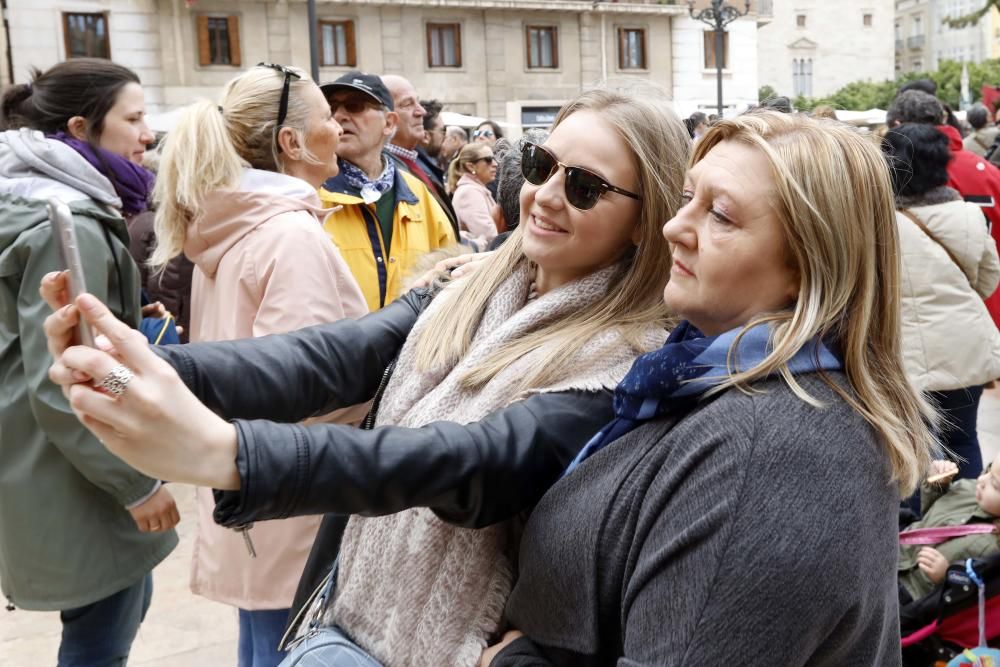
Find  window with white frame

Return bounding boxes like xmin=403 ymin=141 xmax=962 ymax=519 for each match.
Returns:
xmin=792 ymin=58 xmax=813 ymax=97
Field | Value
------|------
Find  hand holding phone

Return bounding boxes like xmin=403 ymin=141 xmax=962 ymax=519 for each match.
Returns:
xmin=47 ymin=198 xmax=94 ymax=346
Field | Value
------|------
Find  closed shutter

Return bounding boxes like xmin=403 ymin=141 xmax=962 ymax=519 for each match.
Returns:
xmin=227 ymin=15 xmax=241 ymax=67
xmin=197 ymin=15 xmax=211 ymax=66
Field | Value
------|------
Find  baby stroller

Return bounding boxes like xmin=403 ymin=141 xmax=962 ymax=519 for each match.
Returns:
xmin=901 ymin=553 xmax=1000 ymax=666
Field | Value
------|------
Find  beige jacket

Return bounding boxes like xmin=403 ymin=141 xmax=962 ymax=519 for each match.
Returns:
xmin=186 ymin=169 xmax=367 ymax=610
xmin=897 ymin=189 xmax=1000 ymax=391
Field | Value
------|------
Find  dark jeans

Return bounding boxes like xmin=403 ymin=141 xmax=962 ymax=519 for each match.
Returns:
xmin=903 ymin=385 xmax=985 ymax=517
xmin=57 ymin=572 xmax=153 ymax=667
xmin=929 ymin=385 xmax=985 ymax=480
xmin=239 ymin=608 xmax=291 ymax=667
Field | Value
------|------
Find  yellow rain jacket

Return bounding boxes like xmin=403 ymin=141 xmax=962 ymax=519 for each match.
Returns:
xmin=319 ymin=164 xmax=456 ymax=311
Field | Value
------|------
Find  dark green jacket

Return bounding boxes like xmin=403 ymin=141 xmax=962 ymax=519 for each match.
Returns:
xmin=0 ymin=129 xmax=176 ymax=610
xmin=898 ymin=477 xmax=999 ymax=600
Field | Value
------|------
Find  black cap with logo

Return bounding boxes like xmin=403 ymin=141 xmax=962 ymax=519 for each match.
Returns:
xmin=319 ymin=71 xmax=394 ymax=111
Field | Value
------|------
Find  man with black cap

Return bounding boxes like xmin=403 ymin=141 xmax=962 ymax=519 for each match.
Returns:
xmin=318 ymin=71 xmax=456 ymax=312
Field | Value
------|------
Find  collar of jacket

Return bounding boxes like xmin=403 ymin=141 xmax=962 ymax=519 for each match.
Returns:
xmin=896 ymin=185 xmax=962 ymax=209
xmin=320 ymin=154 xmax=419 ymax=207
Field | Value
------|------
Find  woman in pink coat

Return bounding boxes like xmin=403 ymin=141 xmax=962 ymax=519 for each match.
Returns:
xmin=148 ymin=64 xmax=367 ymax=667
xmin=448 ymin=142 xmax=499 ymax=249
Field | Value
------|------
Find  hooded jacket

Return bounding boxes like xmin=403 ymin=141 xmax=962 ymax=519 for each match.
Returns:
xmin=0 ymin=128 xmax=177 ymax=611
xmin=937 ymin=125 xmax=1000 ymax=329
xmin=896 ymin=188 xmax=1000 ymax=390
xmin=185 ymin=168 xmax=367 ymax=610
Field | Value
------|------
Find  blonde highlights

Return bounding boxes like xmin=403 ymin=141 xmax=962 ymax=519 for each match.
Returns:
xmin=693 ymin=111 xmax=935 ymax=493
xmin=150 ymin=65 xmax=318 ymax=269
xmin=412 ymin=84 xmax=690 ymax=393
xmin=446 ymin=142 xmax=493 ymax=192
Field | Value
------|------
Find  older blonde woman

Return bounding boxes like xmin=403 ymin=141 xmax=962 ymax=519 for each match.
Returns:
xmin=148 ymin=63 xmax=367 ymax=667
xmin=41 ymin=85 xmax=689 ymax=666
xmin=448 ymin=142 xmax=499 ymax=248
xmin=478 ymin=111 xmax=936 ymax=665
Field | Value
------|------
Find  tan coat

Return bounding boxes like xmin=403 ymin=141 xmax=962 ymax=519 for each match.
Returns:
xmin=186 ymin=169 xmax=368 ymax=610
xmin=897 ymin=194 xmax=1000 ymax=391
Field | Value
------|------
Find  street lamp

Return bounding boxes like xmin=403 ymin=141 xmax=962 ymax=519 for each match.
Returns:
xmin=688 ymin=0 xmax=751 ymax=117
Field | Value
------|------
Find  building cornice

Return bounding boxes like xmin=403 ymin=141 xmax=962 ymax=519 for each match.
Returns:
xmin=310 ymin=0 xmax=689 ymax=16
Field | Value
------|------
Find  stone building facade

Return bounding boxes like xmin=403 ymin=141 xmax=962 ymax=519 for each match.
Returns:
xmin=895 ymin=0 xmax=1000 ymax=75
xmin=757 ymin=0 xmax=895 ymax=100
xmin=2 ymin=0 xmax=766 ymax=125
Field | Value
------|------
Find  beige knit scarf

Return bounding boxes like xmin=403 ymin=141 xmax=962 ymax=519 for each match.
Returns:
xmin=325 ymin=259 xmax=665 ymax=667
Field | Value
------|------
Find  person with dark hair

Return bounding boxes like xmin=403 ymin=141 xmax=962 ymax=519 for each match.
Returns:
xmin=889 ymin=91 xmax=1000 ymax=333
xmin=492 ymin=129 xmax=549 ymax=234
xmin=472 ymin=120 xmax=503 ymax=147
xmin=760 ymin=96 xmax=793 ymax=113
xmin=883 ymin=123 xmax=1000 ymax=482
xmin=899 ymin=78 xmax=938 ymax=96
xmin=964 ymin=104 xmax=1000 ymax=166
xmin=420 ymin=99 xmax=445 ymax=164
xmin=0 ymin=58 xmax=178 ymax=665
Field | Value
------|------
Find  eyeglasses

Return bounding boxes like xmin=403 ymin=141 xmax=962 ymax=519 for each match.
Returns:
xmin=474 ymin=156 xmax=496 ymax=164
xmin=472 ymin=129 xmax=495 ymax=139
xmin=257 ymin=63 xmax=302 ymax=152
xmin=520 ymin=142 xmax=641 ymax=211
xmin=329 ymin=98 xmax=381 ymax=115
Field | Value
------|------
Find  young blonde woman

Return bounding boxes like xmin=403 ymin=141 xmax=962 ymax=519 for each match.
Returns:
xmin=40 ymin=85 xmax=689 ymax=666
xmin=149 ymin=63 xmax=366 ymax=667
xmin=448 ymin=142 xmax=498 ymax=248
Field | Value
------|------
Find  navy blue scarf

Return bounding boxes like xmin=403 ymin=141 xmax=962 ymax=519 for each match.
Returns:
xmin=50 ymin=132 xmax=154 ymax=216
xmin=563 ymin=320 xmax=843 ymax=476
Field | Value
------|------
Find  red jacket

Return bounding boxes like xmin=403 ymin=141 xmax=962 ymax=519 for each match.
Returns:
xmin=937 ymin=125 xmax=1000 ymax=326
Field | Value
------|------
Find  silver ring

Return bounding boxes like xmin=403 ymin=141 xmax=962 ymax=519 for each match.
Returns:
xmin=97 ymin=364 xmax=134 ymax=397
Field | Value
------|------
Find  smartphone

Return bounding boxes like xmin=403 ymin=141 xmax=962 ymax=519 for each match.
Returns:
xmin=47 ymin=197 xmax=94 ymax=347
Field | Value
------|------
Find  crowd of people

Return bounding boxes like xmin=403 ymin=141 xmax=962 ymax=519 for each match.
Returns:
xmin=2 ymin=57 xmax=1000 ymax=667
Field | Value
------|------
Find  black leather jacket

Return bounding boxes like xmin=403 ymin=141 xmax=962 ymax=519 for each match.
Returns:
xmin=154 ymin=289 xmax=614 ymax=618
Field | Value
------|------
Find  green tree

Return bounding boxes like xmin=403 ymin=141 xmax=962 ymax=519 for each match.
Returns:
xmin=758 ymin=84 xmax=778 ymax=103
xmin=766 ymin=59 xmax=1000 ymax=111
xmin=944 ymin=0 xmax=999 ymax=28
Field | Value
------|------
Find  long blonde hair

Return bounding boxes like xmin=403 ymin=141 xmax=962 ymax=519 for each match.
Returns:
xmin=150 ymin=65 xmax=318 ymax=268
xmin=447 ymin=142 xmax=492 ymax=192
xmin=693 ymin=111 xmax=935 ymax=493
xmin=413 ymin=85 xmax=690 ymax=393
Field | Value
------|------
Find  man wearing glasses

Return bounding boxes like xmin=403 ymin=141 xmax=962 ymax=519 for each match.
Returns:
xmin=380 ymin=75 xmax=460 ymax=241
xmin=318 ymin=71 xmax=456 ymax=312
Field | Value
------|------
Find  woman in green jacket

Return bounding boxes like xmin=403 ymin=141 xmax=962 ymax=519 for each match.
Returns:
xmin=0 ymin=59 xmax=178 ymax=666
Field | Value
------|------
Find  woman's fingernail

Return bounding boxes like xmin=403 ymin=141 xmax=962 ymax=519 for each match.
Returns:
xmin=78 ymin=294 xmax=98 ymax=311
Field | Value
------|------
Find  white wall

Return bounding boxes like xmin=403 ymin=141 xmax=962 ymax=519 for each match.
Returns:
xmin=672 ymin=15 xmax=759 ymax=118
xmin=758 ymin=0 xmax=895 ymax=100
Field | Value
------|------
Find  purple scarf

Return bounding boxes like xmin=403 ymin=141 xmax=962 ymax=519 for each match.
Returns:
xmin=50 ymin=132 xmax=154 ymax=216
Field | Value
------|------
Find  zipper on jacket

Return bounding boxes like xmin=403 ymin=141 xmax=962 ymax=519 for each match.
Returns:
xmin=237 ymin=524 xmax=257 ymax=558
xmin=361 ymin=357 xmax=398 ymax=431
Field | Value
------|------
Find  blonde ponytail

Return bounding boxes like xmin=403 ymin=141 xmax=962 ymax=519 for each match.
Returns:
xmin=150 ymin=101 xmax=243 ymax=269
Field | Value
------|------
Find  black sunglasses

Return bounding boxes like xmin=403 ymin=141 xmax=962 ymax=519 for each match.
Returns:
xmin=520 ymin=142 xmax=641 ymax=211
xmin=257 ymin=62 xmax=302 ymax=152
xmin=329 ymin=97 xmax=380 ymax=115
xmin=474 ymin=155 xmax=496 ymax=164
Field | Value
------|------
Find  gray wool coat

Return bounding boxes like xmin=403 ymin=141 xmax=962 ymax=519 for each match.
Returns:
xmin=495 ymin=372 xmax=902 ymax=667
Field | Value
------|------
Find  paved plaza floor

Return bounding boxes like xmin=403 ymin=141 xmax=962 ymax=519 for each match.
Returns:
xmin=3 ymin=388 xmax=999 ymax=665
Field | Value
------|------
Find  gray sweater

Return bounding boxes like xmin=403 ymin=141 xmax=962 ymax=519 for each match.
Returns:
xmin=495 ymin=373 xmax=901 ymax=666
